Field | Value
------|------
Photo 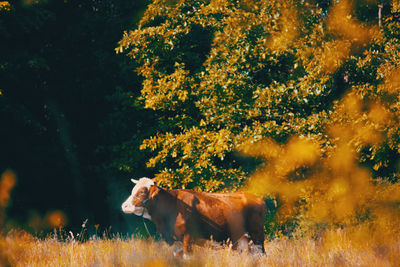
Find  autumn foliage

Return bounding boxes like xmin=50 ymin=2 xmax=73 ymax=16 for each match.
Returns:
xmin=115 ymin=0 xmax=400 ymax=244
xmin=117 ymin=0 xmax=399 ymax=192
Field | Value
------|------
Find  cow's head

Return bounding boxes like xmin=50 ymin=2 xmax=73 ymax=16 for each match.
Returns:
xmin=121 ymin=177 xmax=159 ymax=220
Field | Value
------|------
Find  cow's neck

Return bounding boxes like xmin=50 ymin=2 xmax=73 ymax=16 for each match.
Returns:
xmin=147 ymin=187 xmax=177 ymax=217
xmin=146 ymin=187 xmax=178 ymax=242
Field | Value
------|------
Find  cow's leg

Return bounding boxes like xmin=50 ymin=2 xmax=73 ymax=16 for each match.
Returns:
xmin=228 ymin=213 xmax=247 ymax=250
xmin=173 ymin=213 xmax=192 ymax=258
xmin=172 ymin=241 xmax=183 ymax=258
xmin=248 ymin=226 xmax=265 ymax=254
xmin=235 ymin=233 xmax=251 ymax=253
xmin=246 ymin=212 xmax=265 ymax=254
xmin=250 ymin=239 xmax=265 ymax=254
xmin=183 ymin=233 xmax=191 ymax=258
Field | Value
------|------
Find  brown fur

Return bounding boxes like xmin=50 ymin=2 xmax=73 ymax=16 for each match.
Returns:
xmin=141 ymin=186 xmax=266 ymax=254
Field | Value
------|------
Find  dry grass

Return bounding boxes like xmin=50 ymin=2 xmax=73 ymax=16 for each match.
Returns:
xmin=1 ymin=229 xmax=399 ymax=267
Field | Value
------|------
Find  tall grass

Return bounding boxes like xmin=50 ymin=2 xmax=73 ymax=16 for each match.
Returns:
xmin=1 ymin=229 xmax=399 ymax=267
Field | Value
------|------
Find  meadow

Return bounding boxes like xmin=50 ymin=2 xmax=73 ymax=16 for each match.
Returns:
xmin=1 ymin=228 xmax=399 ymax=267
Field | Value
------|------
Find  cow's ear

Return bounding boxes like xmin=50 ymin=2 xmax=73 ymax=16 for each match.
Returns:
xmin=149 ymin=185 xmax=160 ymax=199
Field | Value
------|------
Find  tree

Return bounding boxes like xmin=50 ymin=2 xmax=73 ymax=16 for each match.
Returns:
xmin=117 ymin=0 xmax=326 ymax=191
xmin=117 ymin=0 xmax=400 ymax=236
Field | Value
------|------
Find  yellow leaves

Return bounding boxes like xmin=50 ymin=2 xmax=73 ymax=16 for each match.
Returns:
xmin=301 ymin=37 xmax=352 ymax=75
xmin=326 ymin=144 xmax=354 ymax=172
xmin=121 ymin=0 xmax=400 ymax=202
xmin=374 ymin=182 xmax=400 ymax=209
xmin=381 ymin=69 xmax=400 ymax=94
xmin=265 ymin=3 xmax=299 ymax=52
xmin=239 ymin=138 xmax=280 ymax=159
xmin=141 ymin=127 xmax=236 ymax=187
xmin=327 ymin=0 xmax=380 ymax=44
xmin=243 ymin=86 xmax=397 ymax=226
xmin=45 ymin=210 xmax=67 ymax=229
xmin=245 ymin=135 xmax=374 ymax=224
xmin=322 ymin=93 xmax=388 ymax=223
xmin=368 ymin=102 xmax=390 ymax=126
xmin=329 ymin=93 xmax=385 ymax=149
xmin=285 ymin=138 xmax=321 ymax=170
xmin=203 ymin=0 xmax=231 ymax=14
xmin=320 ymin=40 xmax=352 ymax=74
xmin=241 ymin=137 xmax=321 ymax=221
xmin=142 ymin=63 xmax=191 ymax=110
xmin=0 ymin=1 xmax=10 ymax=11
xmin=340 ymin=93 xmax=363 ymax=117
xmin=210 ymin=129 xmax=232 ymax=157
xmin=323 ymin=168 xmax=374 ymax=222
xmin=0 ymin=170 xmax=16 ymax=208
xmin=300 ymin=0 xmax=382 ymax=76
xmin=393 ymin=0 xmax=400 ymax=13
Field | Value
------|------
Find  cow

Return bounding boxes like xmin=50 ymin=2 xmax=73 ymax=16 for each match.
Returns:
xmin=121 ymin=177 xmax=266 ymax=255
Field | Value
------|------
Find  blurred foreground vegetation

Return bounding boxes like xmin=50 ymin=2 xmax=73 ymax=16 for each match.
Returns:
xmin=1 ymin=229 xmax=400 ymax=266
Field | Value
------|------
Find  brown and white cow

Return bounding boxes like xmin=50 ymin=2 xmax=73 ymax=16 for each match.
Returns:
xmin=121 ymin=177 xmax=266 ymax=255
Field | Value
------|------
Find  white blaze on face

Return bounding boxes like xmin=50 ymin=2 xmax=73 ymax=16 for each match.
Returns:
xmin=121 ymin=177 xmax=154 ymax=220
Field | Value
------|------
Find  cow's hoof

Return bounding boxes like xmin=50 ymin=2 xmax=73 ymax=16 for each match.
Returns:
xmin=173 ymin=250 xmax=182 ymax=258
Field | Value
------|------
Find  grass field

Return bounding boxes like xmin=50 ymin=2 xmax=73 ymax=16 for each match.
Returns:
xmin=1 ymin=229 xmax=399 ymax=267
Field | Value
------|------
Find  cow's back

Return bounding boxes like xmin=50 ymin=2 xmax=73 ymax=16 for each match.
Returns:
xmin=171 ymin=189 xmax=265 ymax=243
